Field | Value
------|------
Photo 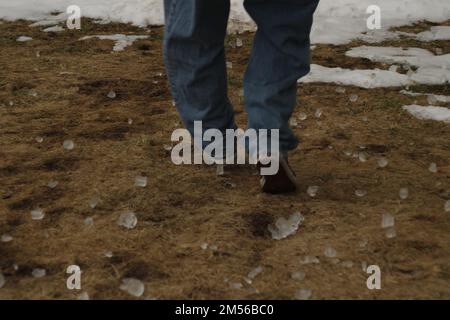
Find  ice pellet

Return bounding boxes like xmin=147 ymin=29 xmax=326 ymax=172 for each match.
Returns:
xmin=307 ymin=186 xmax=319 ymax=197
xmin=32 ymin=268 xmax=46 ymax=278
xmin=349 ymin=94 xmax=359 ymax=102
xmin=31 ymin=208 xmax=45 ymax=220
xmin=78 ymin=291 xmax=90 ymax=300
xmin=216 ymin=164 xmax=225 ymax=176
xmin=89 ymin=196 xmax=100 ymax=209
xmin=118 ymin=211 xmax=138 ymax=229
xmin=291 ymin=271 xmax=306 ymax=281
xmin=120 ymin=278 xmax=145 ymax=297
xmin=107 ymin=90 xmax=116 ymax=99
xmin=324 ymin=246 xmax=337 ymax=258
xmin=315 ymin=109 xmax=323 ymax=118
xmin=290 ymin=118 xmax=299 ymax=127
xmin=355 ymin=189 xmax=367 ymax=197
xmin=341 ymin=260 xmax=354 ymax=268
xmin=247 ymin=266 xmax=263 ymax=280
xmin=428 ymin=162 xmax=438 ymax=173
xmin=63 ymin=140 xmax=75 ymax=150
xmin=399 ymin=188 xmax=409 ymax=200
xmin=268 ymin=211 xmax=304 ymax=240
xmin=1 ymin=234 xmax=13 ymax=242
xmin=335 ymin=87 xmax=346 ymax=94
xmin=84 ymin=217 xmax=94 ymax=227
xmin=381 ymin=213 xmax=395 ymax=229
xmin=377 ymin=157 xmax=389 ymax=168
xmin=229 ymin=282 xmax=243 ymax=290
xmin=295 ymin=288 xmax=312 ymax=300
xmin=47 ymin=180 xmax=58 ymax=189
xmin=445 ymin=200 xmax=450 ymax=212
xmin=300 ymin=256 xmax=320 ymax=265
xmin=358 ymin=152 xmax=367 ymax=162
xmin=385 ymin=227 xmax=397 ymax=239
xmin=134 ymin=176 xmax=147 ymax=187
xmin=343 ymin=150 xmax=352 ymax=157
xmin=163 ymin=144 xmax=173 ymax=152
xmin=361 ymin=261 xmax=368 ymax=272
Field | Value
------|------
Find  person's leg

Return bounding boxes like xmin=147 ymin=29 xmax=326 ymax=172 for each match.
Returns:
xmin=243 ymin=0 xmax=320 ymax=155
xmin=163 ymin=0 xmax=236 ymax=144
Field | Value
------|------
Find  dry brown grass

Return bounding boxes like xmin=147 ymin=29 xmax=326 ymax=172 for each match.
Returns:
xmin=0 ymin=19 xmax=449 ymax=299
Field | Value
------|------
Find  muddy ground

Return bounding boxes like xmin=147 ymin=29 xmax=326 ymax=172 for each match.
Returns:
xmin=0 ymin=18 xmax=449 ymax=299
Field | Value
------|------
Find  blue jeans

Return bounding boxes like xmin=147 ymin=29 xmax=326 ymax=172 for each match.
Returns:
xmin=163 ymin=0 xmax=319 ymax=154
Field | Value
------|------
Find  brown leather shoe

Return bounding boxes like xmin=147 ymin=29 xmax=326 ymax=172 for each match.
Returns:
xmin=259 ymin=155 xmax=298 ymax=194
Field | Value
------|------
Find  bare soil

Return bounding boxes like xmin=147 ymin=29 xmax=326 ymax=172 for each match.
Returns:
xmin=0 ymin=19 xmax=449 ymax=299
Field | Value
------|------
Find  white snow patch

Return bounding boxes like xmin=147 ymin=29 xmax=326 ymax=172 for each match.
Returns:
xmin=80 ymin=34 xmax=149 ymax=52
xmin=400 ymin=90 xmax=450 ymax=103
xmin=346 ymin=46 xmax=450 ymax=69
xmin=29 ymin=12 xmax=67 ymax=27
xmin=299 ymin=64 xmax=411 ymax=88
xmin=416 ymin=26 xmax=450 ymax=41
xmin=358 ymin=30 xmax=413 ymax=43
xmin=403 ymin=105 xmax=450 ymax=123
xmin=16 ymin=35 xmax=32 ymax=42
xmin=0 ymin=1 xmax=449 ymax=45
xmin=43 ymin=25 xmax=64 ymax=32
xmin=302 ymin=46 xmax=450 ymax=87
xmin=410 ymin=67 xmax=450 ymax=85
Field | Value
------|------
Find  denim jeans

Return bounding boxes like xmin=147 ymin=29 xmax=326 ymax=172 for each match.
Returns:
xmin=163 ymin=0 xmax=319 ymax=154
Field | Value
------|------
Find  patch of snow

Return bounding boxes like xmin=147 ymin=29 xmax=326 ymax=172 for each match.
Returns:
xmin=93 ymin=18 xmax=111 ymax=25
xmin=80 ymin=34 xmax=148 ymax=52
xmin=16 ymin=35 xmax=32 ymax=42
xmin=402 ymin=105 xmax=450 ymax=123
xmin=0 ymin=1 xmax=449 ymax=45
xmin=400 ymin=90 xmax=450 ymax=103
xmin=346 ymin=46 xmax=450 ymax=69
xmin=299 ymin=64 xmax=411 ymax=88
xmin=410 ymin=67 xmax=450 ymax=85
xmin=301 ymin=45 xmax=450 ymax=87
xmin=43 ymin=25 xmax=64 ymax=32
xmin=416 ymin=26 xmax=450 ymax=41
xmin=358 ymin=30 xmax=414 ymax=43
xmin=29 ymin=12 xmax=67 ymax=27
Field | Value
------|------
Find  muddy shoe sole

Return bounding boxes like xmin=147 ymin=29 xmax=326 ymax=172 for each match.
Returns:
xmin=259 ymin=156 xmax=298 ymax=194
